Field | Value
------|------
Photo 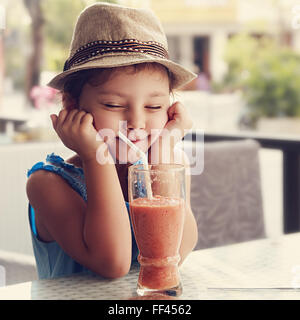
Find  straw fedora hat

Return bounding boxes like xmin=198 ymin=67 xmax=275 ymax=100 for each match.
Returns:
xmin=48 ymin=2 xmax=197 ymax=90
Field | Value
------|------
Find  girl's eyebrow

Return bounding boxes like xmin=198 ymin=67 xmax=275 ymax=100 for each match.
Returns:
xmin=97 ymin=91 xmax=168 ymax=98
xmin=97 ymin=91 xmax=126 ymax=98
xmin=149 ymin=91 xmax=169 ymax=97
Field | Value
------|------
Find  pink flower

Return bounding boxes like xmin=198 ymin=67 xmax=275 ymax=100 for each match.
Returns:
xmin=30 ymin=86 xmax=59 ymax=109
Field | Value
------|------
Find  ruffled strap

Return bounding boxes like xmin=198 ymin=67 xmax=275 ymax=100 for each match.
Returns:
xmin=27 ymin=153 xmax=87 ymax=202
xmin=27 ymin=153 xmax=147 ymax=203
xmin=46 ymin=153 xmax=84 ymax=177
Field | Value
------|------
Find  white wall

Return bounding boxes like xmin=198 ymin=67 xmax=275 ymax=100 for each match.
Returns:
xmin=0 ymin=141 xmax=72 ymax=255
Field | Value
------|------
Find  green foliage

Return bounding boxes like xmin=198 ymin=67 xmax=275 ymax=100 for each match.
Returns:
xmin=3 ymin=1 xmax=31 ymax=89
xmin=219 ymin=33 xmax=300 ymax=121
xmin=43 ymin=0 xmax=119 ymax=72
xmin=245 ymin=48 xmax=300 ymax=118
xmin=4 ymin=0 xmax=126 ymax=89
xmin=222 ymin=33 xmax=259 ymax=91
xmin=43 ymin=0 xmax=86 ymax=72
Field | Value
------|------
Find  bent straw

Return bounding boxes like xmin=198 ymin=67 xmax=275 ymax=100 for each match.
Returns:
xmin=118 ymin=131 xmax=153 ymax=199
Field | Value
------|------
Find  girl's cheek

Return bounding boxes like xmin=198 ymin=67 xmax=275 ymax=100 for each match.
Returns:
xmin=94 ymin=114 xmax=117 ymax=133
xmin=152 ymin=112 xmax=168 ymax=130
xmin=148 ymin=115 xmax=168 ymax=142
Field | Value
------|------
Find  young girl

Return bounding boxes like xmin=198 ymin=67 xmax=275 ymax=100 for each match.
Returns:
xmin=26 ymin=2 xmax=198 ymax=279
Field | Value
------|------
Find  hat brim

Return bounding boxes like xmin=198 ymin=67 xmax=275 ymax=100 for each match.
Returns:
xmin=47 ymin=53 xmax=197 ymax=90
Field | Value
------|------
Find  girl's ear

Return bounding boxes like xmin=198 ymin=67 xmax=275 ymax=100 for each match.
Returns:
xmin=62 ymin=92 xmax=77 ymax=110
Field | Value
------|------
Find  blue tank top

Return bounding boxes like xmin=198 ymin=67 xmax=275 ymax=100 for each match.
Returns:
xmin=27 ymin=153 xmax=142 ymax=279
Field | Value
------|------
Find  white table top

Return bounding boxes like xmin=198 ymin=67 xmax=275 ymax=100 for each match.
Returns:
xmin=1 ymin=233 xmax=300 ymax=300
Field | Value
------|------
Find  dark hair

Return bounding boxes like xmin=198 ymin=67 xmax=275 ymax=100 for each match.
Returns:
xmin=62 ymin=63 xmax=175 ymax=104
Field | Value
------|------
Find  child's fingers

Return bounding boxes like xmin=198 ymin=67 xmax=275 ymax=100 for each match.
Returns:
xmin=168 ymin=102 xmax=179 ymax=120
xmin=168 ymin=102 xmax=186 ymax=121
xmin=73 ymin=110 xmax=87 ymax=127
xmin=56 ymin=109 xmax=69 ymax=127
xmin=63 ymin=109 xmax=80 ymax=126
xmin=50 ymin=114 xmax=58 ymax=129
xmin=81 ymin=112 xmax=94 ymax=127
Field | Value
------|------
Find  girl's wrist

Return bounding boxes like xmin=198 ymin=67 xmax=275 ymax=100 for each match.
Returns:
xmin=149 ymin=136 xmax=176 ymax=165
xmin=79 ymin=140 xmax=112 ymax=165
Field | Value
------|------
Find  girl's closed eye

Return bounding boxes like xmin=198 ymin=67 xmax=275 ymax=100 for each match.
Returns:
xmin=104 ymin=104 xmax=125 ymax=109
xmin=104 ymin=104 xmax=162 ymax=110
xmin=145 ymin=106 xmax=162 ymax=110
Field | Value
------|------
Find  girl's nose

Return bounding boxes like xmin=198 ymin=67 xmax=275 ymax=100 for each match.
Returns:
xmin=127 ymin=109 xmax=146 ymax=130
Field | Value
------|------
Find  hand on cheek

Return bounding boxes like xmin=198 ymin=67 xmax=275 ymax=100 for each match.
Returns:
xmin=165 ymin=101 xmax=193 ymax=134
xmin=148 ymin=102 xmax=193 ymax=164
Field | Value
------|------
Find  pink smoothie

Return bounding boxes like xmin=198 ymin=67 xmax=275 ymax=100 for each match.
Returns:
xmin=130 ymin=195 xmax=185 ymax=290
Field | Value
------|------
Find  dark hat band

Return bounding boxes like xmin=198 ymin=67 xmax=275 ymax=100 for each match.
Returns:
xmin=63 ymin=39 xmax=169 ymax=71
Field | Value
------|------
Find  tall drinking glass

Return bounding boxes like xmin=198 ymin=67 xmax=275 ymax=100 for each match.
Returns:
xmin=128 ymin=164 xmax=186 ymax=297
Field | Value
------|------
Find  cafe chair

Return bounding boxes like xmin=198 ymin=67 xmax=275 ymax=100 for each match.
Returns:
xmin=184 ymin=139 xmax=265 ymax=250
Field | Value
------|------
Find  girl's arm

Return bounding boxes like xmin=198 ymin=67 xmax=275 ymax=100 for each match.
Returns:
xmin=82 ymin=155 xmax=132 ymax=274
xmin=26 ymin=109 xmax=132 ymax=278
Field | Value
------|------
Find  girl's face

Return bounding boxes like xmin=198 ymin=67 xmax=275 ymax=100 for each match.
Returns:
xmin=78 ymin=65 xmax=170 ymax=163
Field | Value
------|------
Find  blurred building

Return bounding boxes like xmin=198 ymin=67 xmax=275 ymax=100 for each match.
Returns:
xmin=151 ymin=0 xmax=237 ymax=85
xmin=121 ymin=0 xmax=299 ymax=89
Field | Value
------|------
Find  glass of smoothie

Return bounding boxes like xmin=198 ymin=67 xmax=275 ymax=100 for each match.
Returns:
xmin=128 ymin=163 xmax=186 ymax=297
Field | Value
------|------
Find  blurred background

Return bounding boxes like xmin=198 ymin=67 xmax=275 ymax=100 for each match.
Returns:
xmin=1 ymin=0 xmax=300 ymax=255
xmin=2 ymin=0 xmax=300 ymax=136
